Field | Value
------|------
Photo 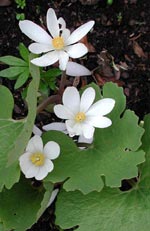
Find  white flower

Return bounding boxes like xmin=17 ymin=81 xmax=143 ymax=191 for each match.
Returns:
xmin=19 ymin=8 xmax=95 ymax=70
xmin=19 ymin=135 xmax=60 ymax=180
xmin=54 ymin=87 xmax=115 ymax=139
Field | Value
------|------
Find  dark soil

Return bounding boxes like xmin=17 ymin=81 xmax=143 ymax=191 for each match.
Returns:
xmin=1 ymin=0 xmax=150 ymax=230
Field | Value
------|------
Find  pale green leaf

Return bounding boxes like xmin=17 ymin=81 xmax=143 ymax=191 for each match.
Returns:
xmin=0 ymin=85 xmax=14 ymax=118
xmin=0 ymin=223 xmax=5 ymax=231
xmin=43 ymin=83 xmax=145 ymax=194
xmin=55 ymin=115 xmax=150 ymax=231
xmin=0 ymin=61 xmax=40 ymax=191
xmin=0 ymin=55 xmax=27 ymax=66
xmin=14 ymin=68 xmax=30 ymax=89
xmin=0 ymin=66 xmax=27 ymax=79
xmin=7 ymin=60 xmax=40 ymax=165
xmin=19 ymin=43 xmax=29 ymax=62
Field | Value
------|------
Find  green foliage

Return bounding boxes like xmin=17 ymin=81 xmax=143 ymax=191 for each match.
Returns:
xmin=55 ymin=115 xmax=150 ymax=231
xmin=15 ymin=0 xmax=26 ymax=9
xmin=19 ymin=42 xmax=29 ymax=62
xmin=40 ymin=68 xmax=62 ymax=92
xmin=16 ymin=13 xmax=25 ymax=20
xmin=0 ymin=62 xmax=40 ymax=191
xmin=0 ymin=177 xmax=53 ymax=231
xmin=43 ymin=83 xmax=145 ymax=194
xmin=0 ymin=46 xmax=61 ymax=91
xmin=0 ymin=54 xmax=29 ymax=89
xmin=0 ymin=56 xmax=27 ymax=66
xmin=107 ymin=0 xmax=113 ymax=5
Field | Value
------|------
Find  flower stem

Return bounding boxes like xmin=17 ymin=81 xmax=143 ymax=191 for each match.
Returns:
xmin=36 ymin=95 xmax=60 ymax=114
xmin=37 ymin=71 xmax=66 ymax=114
xmin=58 ymin=70 xmax=67 ymax=96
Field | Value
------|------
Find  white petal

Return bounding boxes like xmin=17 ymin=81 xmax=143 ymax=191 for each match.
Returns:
xmin=80 ymin=87 xmax=95 ymax=112
xmin=26 ymin=135 xmax=43 ymax=153
xmin=78 ymin=135 xmax=93 ymax=144
xmin=31 ymin=51 xmax=59 ymax=67
xmin=82 ymin=123 xmax=95 ymax=139
xmin=25 ymin=165 xmax=40 ymax=179
xmin=29 ymin=43 xmax=53 ymax=54
xmin=66 ymin=21 xmax=95 ymax=45
xmin=58 ymin=17 xmax=66 ymax=30
xmin=47 ymin=8 xmax=59 ymax=38
xmin=66 ymin=61 xmax=91 ymax=77
xmin=54 ymin=105 xmax=74 ymax=119
xmin=58 ymin=51 xmax=69 ymax=70
xmin=87 ymin=116 xmax=112 ymax=128
xmin=19 ymin=20 xmax=52 ymax=44
xmin=47 ymin=189 xmax=59 ymax=208
xmin=61 ymin=28 xmax=71 ymax=41
xmin=65 ymin=120 xmax=76 ymax=137
xmin=66 ymin=120 xmax=82 ymax=136
xmin=63 ymin=87 xmax=80 ymax=114
xmin=87 ymin=98 xmax=115 ymax=116
xmin=35 ymin=159 xmax=54 ymax=180
xmin=32 ymin=125 xmax=42 ymax=136
xmin=65 ymin=43 xmax=88 ymax=58
xmin=44 ymin=141 xmax=60 ymax=160
xmin=42 ymin=122 xmax=67 ymax=132
xmin=19 ymin=152 xmax=33 ymax=173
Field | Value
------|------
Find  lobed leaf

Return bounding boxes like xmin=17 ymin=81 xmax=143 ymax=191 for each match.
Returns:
xmin=55 ymin=115 xmax=150 ymax=231
xmin=0 ymin=177 xmax=53 ymax=231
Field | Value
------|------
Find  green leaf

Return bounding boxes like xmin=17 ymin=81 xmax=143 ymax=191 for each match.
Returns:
xmin=55 ymin=115 xmax=150 ymax=231
xmin=7 ymin=60 xmax=40 ymax=165
xmin=0 ymin=223 xmax=5 ymax=231
xmin=37 ymin=182 xmax=54 ymax=219
xmin=43 ymin=83 xmax=145 ymax=194
xmin=39 ymin=80 xmax=49 ymax=96
xmin=0 ymin=60 xmax=40 ymax=191
xmin=0 ymin=66 xmax=27 ymax=79
xmin=41 ymin=68 xmax=62 ymax=78
xmin=14 ymin=68 xmax=30 ymax=89
xmin=19 ymin=43 xmax=29 ymax=62
xmin=0 ymin=177 xmax=45 ymax=231
xmin=0 ymin=85 xmax=14 ymax=118
xmin=0 ymin=55 xmax=27 ymax=66
xmin=41 ymin=68 xmax=62 ymax=90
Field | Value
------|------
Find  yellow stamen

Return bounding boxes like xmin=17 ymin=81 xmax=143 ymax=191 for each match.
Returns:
xmin=30 ymin=152 xmax=45 ymax=166
xmin=75 ymin=112 xmax=86 ymax=123
xmin=52 ymin=36 xmax=64 ymax=50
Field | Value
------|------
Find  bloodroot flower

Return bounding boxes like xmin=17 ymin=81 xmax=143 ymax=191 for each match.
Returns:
xmin=19 ymin=135 xmax=60 ymax=180
xmin=54 ymin=87 xmax=115 ymax=139
xmin=19 ymin=8 xmax=95 ymax=70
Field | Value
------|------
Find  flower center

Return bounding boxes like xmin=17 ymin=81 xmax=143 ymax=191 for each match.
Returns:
xmin=52 ymin=36 xmax=64 ymax=50
xmin=30 ymin=152 xmax=45 ymax=166
xmin=75 ymin=112 xmax=86 ymax=123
